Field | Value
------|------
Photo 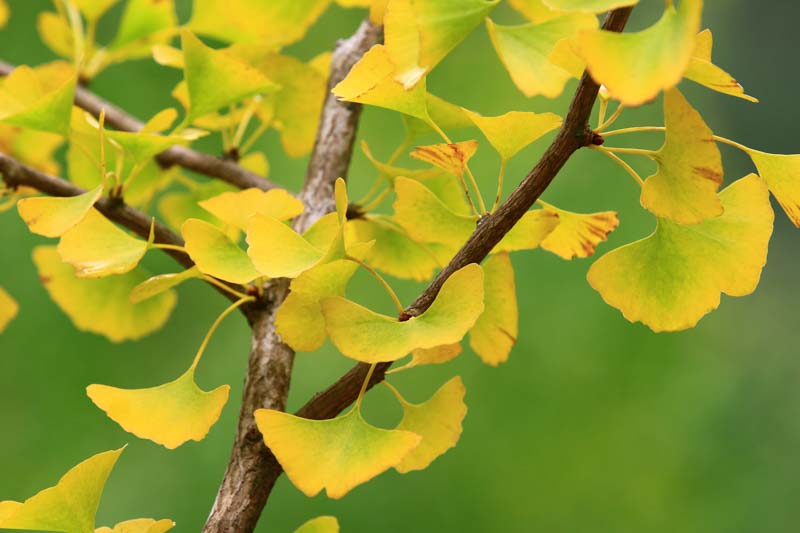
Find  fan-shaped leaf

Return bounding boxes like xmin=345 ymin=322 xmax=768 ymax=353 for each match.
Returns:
xmin=199 ymin=188 xmax=303 ymax=230
xmin=745 ymin=150 xmax=800 ymax=228
xmin=0 ymin=62 xmax=76 ymax=135
xmin=543 ymin=0 xmax=638 ymax=12
xmin=390 ymin=343 xmax=462 ymax=373
xmin=469 ymin=253 xmax=517 ymax=366
xmin=410 ymin=141 xmax=478 ymax=178
xmin=0 ymin=287 xmax=17 ymax=334
xmin=17 ymin=185 xmax=102 ymax=238
xmin=95 ymin=519 xmax=175 ymax=533
xmin=182 ymin=218 xmax=259 ymax=284
xmin=464 ymin=109 xmax=562 ymax=161
xmin=130 ymin=268 xmax=201 ymax=304
xmin=539 ymin=205 xmax=618 ymax=259
xmin=684 ymin=29 xmax=757 ymax=102
xmin=294 ymin=516 xmax=339 ymax=533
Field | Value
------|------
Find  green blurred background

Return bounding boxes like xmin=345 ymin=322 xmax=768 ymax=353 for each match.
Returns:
xmin=2 ymin=1 xmax=799 ymax=531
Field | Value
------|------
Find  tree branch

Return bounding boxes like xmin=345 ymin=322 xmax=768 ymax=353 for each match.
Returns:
xmin=202 ymin=19 xmax=382 ymax=533
xmin=0 ymin=61 xmax=280 ymax=192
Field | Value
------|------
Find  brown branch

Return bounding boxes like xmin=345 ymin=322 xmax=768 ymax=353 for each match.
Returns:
xmin=202 ymin=19 xmax=382 ymax=533
xmin=0 ymin=61 xmax=279 ymax=192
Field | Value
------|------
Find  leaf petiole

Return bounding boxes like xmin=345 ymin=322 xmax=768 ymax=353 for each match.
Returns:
xmin=355 ymin=363 xmax=377 ymax=409
xmin=428 ymin=119 xmax=487 ymax=216
xmin=190 ymin=296 xmax=254 ymax=371
xmin=346 ymin=255 xmax=405 ymax=315
xmin=593 ymin=146 xmax=646 ymax=187
xmin=200 ymin=275 xmax=252 ymax=301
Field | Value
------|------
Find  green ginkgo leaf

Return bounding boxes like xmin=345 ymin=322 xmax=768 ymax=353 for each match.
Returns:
xmin=17 ymin=185 xmax=102 ymax=238
xmin=0 ymin=62 xmax=76 ymax=135
xmin=588 ymin=174 xmax=773 ymax=332
xmin=34 ymin=246 xmax=176 ymax=342
xmin=469 ymin=253 xmax=517 ymax=366
xmin=640 ymin=88 xmax=724 ymax=224
xmin=464 ymin=109 xmax=562 ymax=162
xmin=182 ymin=218 xmax=260 ymax=284
xmin=391 ymin=377 xmax=467 ymax=473
xmin=181 ymin=30 xmax=278 ymax=121
xmin=95 ymin=518 xmax=176 ymax=533
xmin=130 ymin=268 xmax=202 ymax=304
xmin=294 ymin=516 xmax=339 ymax=533
xmin=321 ymin=264 xmax=484 ymax=363
xmin=576 ymin=0 xmax=702 ymax=106
xmin=198 ymin=188 xmax=303 ymax=231
xmin=72 ymin=0 xmax=121 ymax=21
xmin=542 ymin=0 xmax=638 ymax=12
xmin=254 ymin=407 xmax=420 ymax=499
xmin=684 ymin=29 xmax=758 ymax=102
xmin=508 ymin=0 xmax=565 ymax=23
xmin=110 ymin=0 xmax=177 ymax=60
xmin=0 ymin=447 xmax=124 ymax=533
xmin=0 ymin=286 xmax=18 ymax=334
xmin=87 ymin=368 xmax=230 ymax=449
xmin=487 ymin=14 xmax=597 ymax=98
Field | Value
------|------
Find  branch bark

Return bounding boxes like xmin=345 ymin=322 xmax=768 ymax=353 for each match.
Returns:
xmin=0 ymin=61 xmax=280 ymax=192
xmin=202 ymin=19 xmax=382 ymax=533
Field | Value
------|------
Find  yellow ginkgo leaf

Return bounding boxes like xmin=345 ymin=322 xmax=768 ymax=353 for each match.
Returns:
xmin=402 ymin=92 xmax=475 ymax=140
xmin=389 ymin=343 xmax=462 ymax=373
xmin=588 ymin=174 xmax=773 ymax=332
xmin=0 ymin=0 xmax=8 ymax=29
xmin=747 ymin=150 xmax=800 ymax=227
xmin=0 ymin=448 xmax=124 ymax=533
xmin=294 ymin=516 xmax=339 ymax=533
xmin=182 ymin=219 xmax=260 ymax=284
xmin=110 ymin=0 xmax=177 ymax=60
xmin=158 ymin=180 xmax=235 ymax=232
xmin=410 ymin=140 xmax=478 ymax=178
xmin=332 ymin=44 xmax=431 ymax=121
xmin=87 ymin=369 xmax=230 ymax=449
xmin=543 ymin=0 xmax=638 ymax=12
xmin=539 ymin=204 xmax=619 ymax=259
xmin=469 ymin=254 xmax=517 ymax=366
xmin=17 ymin=185 xmax=102 ymax=238
xmin=640 ymin=88 xmax=723 ymax=224
xmin=684 ymin=29 xmax=757 ymax=103
xmin=487 ymin=14 xmax=597 ymax=99
xmin=181 ymin=30 xmax=278 ymax=121
xmin=493 ymin=210 xmax=560 ymax=253
xmin=0 ymin=62 xmax=77 ymax=135
xmin=464 ymin=109 xmax=562 ymax=162
xmin=254 ymin=407 xmax=420 ymax=499
xmin=72 ymin=0 xmax=121 ymax=21
xmin=391 ymin=377 xmax=467 ymax=473
xmin=577 ymin=0 xmax=702 ymax=106
xmin=58 ymin=209 xmax=149 ymax=278
xmin=361 ymin=140 xmax=448 ymax=183
xmin=508 ymin=0 xmax=565 ymax=23
xmin=0 ymin=286 xmax=18 ymax=334
xmin=0 ymin=125 xmax=63 ymax=175
xmin=95 ymin=518 xmax=176 ymax=533
xmin=37 ymin=11 xmax=74 ymax=60
xmin=321 ymin=264 xmax=484 ymax=363
xmin=199 ymin=188 xmax=303 ymax=230
xmin=34 ymin=246 xmax=176 ymax=342
xmin=130 ymin=268 xmax=202 ymax=304
xmin=247 ymin=215 xmax=326 ymax=278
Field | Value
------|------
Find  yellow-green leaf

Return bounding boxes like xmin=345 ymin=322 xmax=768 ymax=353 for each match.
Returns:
xmin=464 ymin=109 xmax=562 ymax=161
xmin=254 ymin=407 xmax=420 ymax=499
xmin=198 ymin=188 xmax=303 ymax=230
xmin=0 ymin=62 xmax=76 ymax=135
xmin=247 ymin=216 xmax=326 ymax=278
xmin=587 ymin=174 xmax=773 ymax=332
xmin=389 ymin=343 xmax=462 ymax=373
xmin=487 ymin=14 xmax=597 ymax=98
xmin=747 ymin=150 xmax=800 ymax=227
xmin=87 ymin=368 xmax=230 ymax=449
xmin=508 ymin=0 xmax=564 ymax=23
xmin=294 ymin=516 xmax=339 ymax=533
xmin=539 ymin=204 xmax=619 ymax=259
xmin=182 ymin=218 xmax=260 ymax=284
xmin=543 ymin=0 xmax=638 ymax=12
xmin=158 ymin=180 xmax=235 ymax=233
xmin=95 ymin=519 xmax=175 ymax=533
xmin=37 ymin=12 xmax=74 ymax=59
xmin=0 ymin=0 xmax=7 ymax=28
xmin=469 ymin=253 xmax=517 ymax=365
xmin=0 ymin=125 xmax=63 ymax=175
xmin=72 ymin=0 xmax=120 ymax=21
xmin=640 ymin=88 xmax=723 ymax=224
xmin=34 ymin=246 xmax=176 ymax=342
xmin=17 ymin=185 xmax=102 ymax=238
xmin=0 ymin=448 xmax=123 ymax=533
xmin=410 ymin=140 xmax=478 ymax=178
xmin=110 ymin=0 xmax=177 ymax=59
xmin=576 ymin=0 xmax=702 ymax=106
xmin=321 ymin=264 xmax=484 ymax=363
xmin=684 ymin=29 xmax=758 ymax=103
xmin=130 ymin=268 xmax=201 ymax=304
xmin=0 ymin=286 xmax=18 ymax=334
xmin=392 ymin=377 xmax=467 ymax=473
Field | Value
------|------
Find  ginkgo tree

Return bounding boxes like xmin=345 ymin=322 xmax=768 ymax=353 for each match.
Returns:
xmin=0 ymin=0 xmax=795 ymax=532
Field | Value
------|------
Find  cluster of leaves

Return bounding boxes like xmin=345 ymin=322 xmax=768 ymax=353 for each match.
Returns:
xmin=0 ymin=0 xmax=798 ymax=530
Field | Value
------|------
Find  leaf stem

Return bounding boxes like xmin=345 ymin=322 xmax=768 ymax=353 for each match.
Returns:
xmin=593 ymin=146 xmax=646 ymax=187
xmin=151 ymin=242 xmax=187 ymax=253
xmin=98 ymin=108 xmax=108 ymax=191
xmin=382 ymin=381 xmax=410 ymax=406
xmin=360 ymin=187 xmax=391 ymax=212
xmin=356 ymin=363 xmax=377 ymax=410
xmin=347 ymin=255 xmax=405 ymax=315
xmin=602 ymin=126 xmax=665 ymax=137
xmin=428 ymin=119 xmax=485 ymax=216
xmin=232 ymin=97 xmax=261 ymax=149
xmin=601 ymin=146 xmax=656 ymax=158
xmin=201 ymin=275 xmax=252 ymax=301
xmin=239 ymin=121 xmax=270 ymax=155
xmin=492 ymin=160 xmax=507 ymax=212
xmin=596 ymin=103 xmax=625 ymax=132
xmin=190 ymin=296 xmax=254 ymax=371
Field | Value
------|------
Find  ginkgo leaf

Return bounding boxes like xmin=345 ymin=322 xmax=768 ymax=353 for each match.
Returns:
xmin=508 ymin=0 xmax=564 ymax=23
xmin=34 ymin=246 xmax=176 ymax=342
xmin=588 ymin=174 xmax=773 ymax=332
xmin=469 ymin=253 xmax=517 ymax=366
xmin=158 ymin=180 xmax=236 ymax=232
xmin=0 ymin=0 xmax=7 ymax=29
xmin=539 ymin=204 xmax=619 ymax=259
xmin=487 ymin=14 xmax=597 ymax=98
xmin=0 ymin=447 xmax=123 ymax=533
xmin=130 ymin=268 xmax=202 ymax=304
xmin=410 ymin=141 xmax=478 ymax=178
xmin=58 ymin=209 xmax=150 ymax=278
xmin=576 ymin=0 xmax=702 ymax=106
xmin=391 ymin=377 xmax=467 ymax=473
xmin=182 ymin=219 xmax=259 ymax=284
xmin=181 ymin=30 xmax=278 ymax=121
xmin=247 ymin=215 xmax=326 ymax=278
xmin=95 ymin=518 xmax=175 ymax=533
xmin=87 ymin=368 xmax=230 ymax=449
xmin=361 ymin=140 xmax=449 ymax=183
xmin=332 ymin=44 xmax=431 ymax=121
xmin=199 ymin=188 xmax=303 ymax=230
xmin=254 ymin=407 xmax=420 ymax=499
xmin=402 ymin=93 xmax=474 ymax=140
xmin=493 ymin=210 xmax=560 ymax=253
xmin=640 ymin=88 xmax=724 ymax=224
xmin=543 ymin=0 xmax=638 ymax=12
xmin=98 ymin=127 xmax=202 ymax=165
xmin=110 ymin=0 xmax=177 ymax=59
xmin=321 ymin=264 xmax=484 ymax=363
xmin=72 ymin=0 xmax=120 ymax=21
xmin=294 ymin=516 xmax=339 ymax=533
xmin=684 ymin=29 xmax=757 ymax=103
xmin=746 ymin=150 xmax=800 ymax=227
xmin=464 ymin=109 xmax=562 ymax=161
xmin=36 ymin=12 xmax=74 ymax=59
xmin=0 ymin=286 xmax=17 ymax=334
xmin=389 ymin=343 xmax=462 ymax=373
xmin=0 ymin=125 xmax=63 ymax=175
xmin=17 ymin=185 xmax=102 ymax=238
xmin=0 ymin=62 xmax=76 ymax=135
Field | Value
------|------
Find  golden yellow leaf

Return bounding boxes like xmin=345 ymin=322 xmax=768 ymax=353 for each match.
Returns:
xmin=182 ymin=218 xmax=260 ymax=284
xmin=254 ymin=407 xmax=420 ymax=499
xmin=0 ymin=0 xmax=8 ymax=29
xmin=588 ymin=174 xmax=773 ymax=332
xmin=247 ymin=215 xmax=326 ymax=278
xmin=17 ymin=185 xmax=102 ymax=238
xmin=640 ymin=88 xmax=723 ymax=224
xmin=130 ymin=268 xmax=201 ymax=304
xmin=294 ymin=516 xmax=339 ymax=533
xmin=747 ymin=150 xmax=800 ymax=228
xmin=95 ymin=518 xmax=175 ymax=533
xmin=539 ymin=204 xmax=619 ymax=259
xmin=543 ymin=0 xmax=638 ymax=12
xmin=34 ymin=246 xmax=176 ymax=342
xmin=390 ymin=343 xmax=462 ymax=374
xmin=72 ymin=0 xmax=120 ymax=22
xmin=410 ymin=140 xmax=478 ymax=178
xmin=0 ymin=62 xmax=76 ymax=135
xmin=492 ymin=210 xmax=560 ymax=253
xmin=199 ymin=188 xmax=303 ymax=230
xmin=0 ymin=286 xmax=18 ymax=334
xmin=469 ymin=253 xmax=517 ymax=365
xmin=464 ymin=109 xmax=562 ymax=161
xmin=508 ymin=0 xmax=565 ymax=23
xmin=321 ymin=264 xmax=484 ymax=363
xmin=576 ymin=0 xmax=702 ymax=106
xmin=0 ymin=125 xmax=63 ymax=175
xmin=684 ymin=29 xmax=758 ymax=103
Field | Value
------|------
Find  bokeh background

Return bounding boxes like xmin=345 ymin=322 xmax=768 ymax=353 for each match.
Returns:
xmin=2 ymin=1 xmax=799 ymax=531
